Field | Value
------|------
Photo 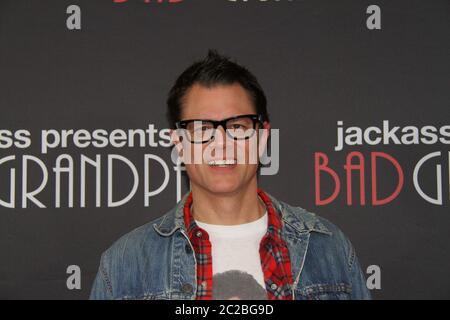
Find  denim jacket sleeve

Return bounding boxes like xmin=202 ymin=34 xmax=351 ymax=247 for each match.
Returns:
xmin=337 ymin=225 xmax=371 ymax=300
xmin=90 ymin=252 xmax=114 ymax=300
xmin=348 ymin=243 xmax=371 ymax=299
xmin=311 ymin=214 xmax=372 ymax=300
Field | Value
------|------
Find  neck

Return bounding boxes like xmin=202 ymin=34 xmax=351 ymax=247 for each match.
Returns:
xmin=190 ymin=179 xmax=266 ymax=225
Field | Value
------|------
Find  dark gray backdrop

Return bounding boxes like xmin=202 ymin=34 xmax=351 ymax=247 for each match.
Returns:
xmin=0 ymin=0 xmax=449 ymax=299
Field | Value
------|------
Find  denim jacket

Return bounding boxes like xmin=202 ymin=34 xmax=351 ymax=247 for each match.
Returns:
xmin=90 ymin=191 xmax=371 ymax=300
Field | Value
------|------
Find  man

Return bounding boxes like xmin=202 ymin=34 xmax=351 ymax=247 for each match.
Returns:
xmin=90 ymin=50 xmax=371 ymax=300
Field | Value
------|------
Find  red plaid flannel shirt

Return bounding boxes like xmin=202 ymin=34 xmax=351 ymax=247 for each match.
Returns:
xmin=183 ymin=188 xmax=294 ymax=300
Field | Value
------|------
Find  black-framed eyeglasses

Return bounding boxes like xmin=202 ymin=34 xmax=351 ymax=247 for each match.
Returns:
xmin=175 ymin=114 xmax=264 ymax=144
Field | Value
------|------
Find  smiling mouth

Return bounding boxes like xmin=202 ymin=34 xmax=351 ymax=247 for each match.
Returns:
xmin=207 ymin=159 xmax=237 ymax=167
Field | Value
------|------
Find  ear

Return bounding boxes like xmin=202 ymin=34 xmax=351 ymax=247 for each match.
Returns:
xmin=170 ymin=129 xmax=184 ymax=159
xmin=258 ymin=121 xmax=271 ymax=158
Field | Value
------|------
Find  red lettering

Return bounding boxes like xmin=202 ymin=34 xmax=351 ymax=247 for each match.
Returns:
xmin=344 ymin=151 xmax=366 ymax=205
xmin=315 ymin=152 xmax=341 ymax=205
xmin=371 ymin=152 xmax=404 ymax=205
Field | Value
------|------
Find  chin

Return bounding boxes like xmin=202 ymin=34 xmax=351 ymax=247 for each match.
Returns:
xmin=205 ymin=183 xmax=240 ymax=195
xmin=201 ymin=179 xmax=243 ymax=195
xmin=187 ymin=168 xmax=254 ymax=195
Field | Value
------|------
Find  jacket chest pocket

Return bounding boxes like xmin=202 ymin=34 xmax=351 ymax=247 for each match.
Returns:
xmin=295 ymin=283 xmax=352 ymax=300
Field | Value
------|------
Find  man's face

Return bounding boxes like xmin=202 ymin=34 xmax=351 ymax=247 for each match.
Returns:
xmin=173 ymin=83 xmax=269 ymax=195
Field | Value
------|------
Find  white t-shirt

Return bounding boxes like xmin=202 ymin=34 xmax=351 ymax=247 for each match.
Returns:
xmin=195 ymin=211 xmax=268 ymax=300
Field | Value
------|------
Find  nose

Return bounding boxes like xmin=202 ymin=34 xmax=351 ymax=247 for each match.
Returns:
xmin=212 ymin=124 xmax=227 ymax=146
xmin=208 ymin=124 xmax=236 ymax=160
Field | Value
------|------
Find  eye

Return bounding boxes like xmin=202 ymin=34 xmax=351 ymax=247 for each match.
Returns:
xmin=188 ymin=121 xmax=213 ymax=132
xmin=199 ymin=125 xmax=213 ymax=131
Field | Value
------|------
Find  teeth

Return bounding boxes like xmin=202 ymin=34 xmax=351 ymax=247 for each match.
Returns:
xmin=208 ymin=159 xmax=237 ymax=166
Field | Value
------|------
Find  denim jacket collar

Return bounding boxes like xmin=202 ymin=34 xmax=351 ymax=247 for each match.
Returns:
xmin=152 ymin=190 xmax=331 ymax=237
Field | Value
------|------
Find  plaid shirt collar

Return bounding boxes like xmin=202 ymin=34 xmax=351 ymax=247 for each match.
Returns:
xmin=152 ymin=188 xmax=331 ymax=237
xmin=183 ymin=188 xmax=286 ymax=244
xmin=182 ymin=188 xmax=294 ymax=300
